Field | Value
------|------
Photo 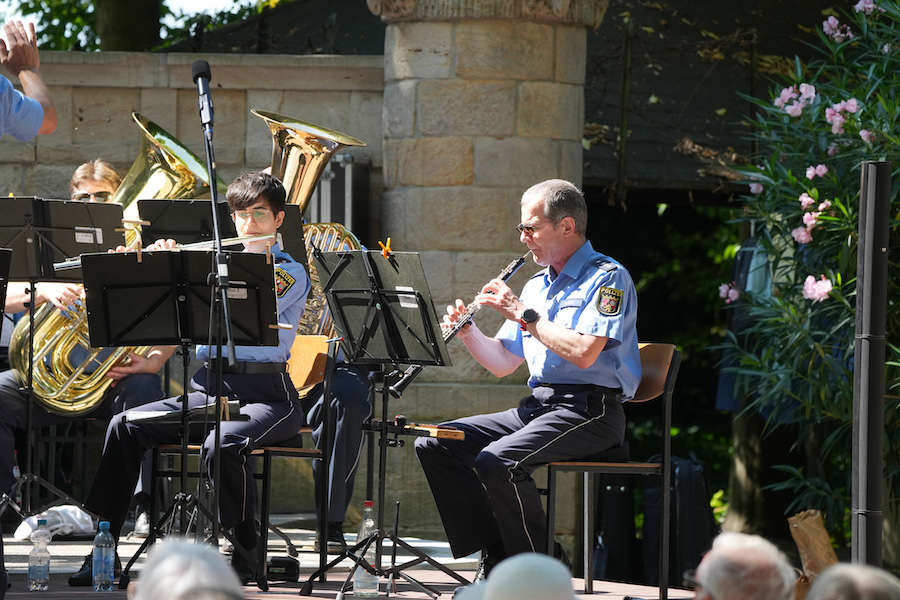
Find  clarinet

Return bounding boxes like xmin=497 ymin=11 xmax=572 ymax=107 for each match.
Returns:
xmin=389 ymin=251 xmax=531 ymax=398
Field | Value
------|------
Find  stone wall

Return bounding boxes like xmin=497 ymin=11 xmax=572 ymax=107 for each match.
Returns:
xmin=0 ymin=52 xmax=384 ymax=199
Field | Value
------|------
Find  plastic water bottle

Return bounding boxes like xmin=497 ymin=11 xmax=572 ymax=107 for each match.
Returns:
xmin=27 ymin=519 xmax=51 ymax=591
xmin=92 ymin=521 xmax=115 ymax=591
xmin=353 ymin=500 xmax=379 ymax=597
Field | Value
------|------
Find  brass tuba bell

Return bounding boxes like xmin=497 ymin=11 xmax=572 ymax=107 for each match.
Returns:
xmin=7 ymin=113 xmax=225 ymax=416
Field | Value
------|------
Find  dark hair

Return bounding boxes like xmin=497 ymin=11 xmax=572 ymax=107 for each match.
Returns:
xmin=225 ymin=171 xmax=286 ymax=214
xmin=522 ymin=179 xmax=588 ymax=236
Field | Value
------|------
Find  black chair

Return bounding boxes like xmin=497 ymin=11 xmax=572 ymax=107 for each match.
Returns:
xmin=545 ymin=342 xmax=681 ymax=598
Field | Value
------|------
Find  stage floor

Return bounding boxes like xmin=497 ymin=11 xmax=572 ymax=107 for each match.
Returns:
xmin=2 ymin=520 xmax=691 ymax=600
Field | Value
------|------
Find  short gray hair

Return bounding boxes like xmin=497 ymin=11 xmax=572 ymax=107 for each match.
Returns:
xmin=807 ymin=563 xmax=900 ymax=600
xmin=697 ymin=532 xmax=796 ymax=600
xmin=132 ymin=538 xmax=243 ymax=600
xmin=521 ymin=179 xmax=588 ymax=236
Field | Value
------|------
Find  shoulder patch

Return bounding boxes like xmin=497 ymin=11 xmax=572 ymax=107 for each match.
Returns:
xmin=597 ymin=286 xmax=623 ymax=316
xmin=275 ymin=267 xmax=296 ymax=298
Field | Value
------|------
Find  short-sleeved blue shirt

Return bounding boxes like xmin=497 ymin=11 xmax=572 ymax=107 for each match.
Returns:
xmin=0 ymin=76 xmax=43 ymax=141
xmin=197 ymin=244 xmax=310 ymax=363
xmin=496 ymin=241 xmax=641 ymax=399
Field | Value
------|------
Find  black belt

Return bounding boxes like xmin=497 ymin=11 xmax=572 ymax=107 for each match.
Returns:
xmin=535 ymin=383 xmax=622 ymax=396
xmin=206 ymin=360 xmax=287 ymax=375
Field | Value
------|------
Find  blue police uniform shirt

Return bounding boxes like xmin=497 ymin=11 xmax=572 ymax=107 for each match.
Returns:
xmin=0 ymin=76 xmax=43 ymax=141
xmin=496 ymin=241 xmax=641 ymax=399
xmin=197 ymin=243 xmax=310 ymax=363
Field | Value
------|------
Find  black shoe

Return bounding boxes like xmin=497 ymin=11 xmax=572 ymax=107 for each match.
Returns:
xmin=231 ymin=551 xmax=256 ymax=586
xmin=315 ymin=522 xmax=347 ymax=553
xmin=68 ymin=553 xmax=123 ymax=587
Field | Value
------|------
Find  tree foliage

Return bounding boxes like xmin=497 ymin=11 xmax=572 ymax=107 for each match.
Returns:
xmin=720 ymin=0 xmax=900 ymax=540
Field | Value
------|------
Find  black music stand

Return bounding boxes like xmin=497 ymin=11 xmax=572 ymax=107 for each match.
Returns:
xmin=300 ymin=250 xmax=467 ymax=598
xmin=81 ymin=248 xmax=278 ymax=589
xmin=0 ymin=198 xmax=123 ymax=516
xmin=0 ymin=247 xmax=11 ymax=597
xmin=137 ymin=199 xmax=309 ymax=268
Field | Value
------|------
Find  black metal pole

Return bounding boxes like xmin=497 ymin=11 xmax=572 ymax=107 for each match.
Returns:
xmin=851 ymin=160 xmax=890 ymax=566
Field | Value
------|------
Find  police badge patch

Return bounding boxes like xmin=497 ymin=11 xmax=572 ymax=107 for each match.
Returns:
xmin=274 ymin=267 xmax=295 ymax=298
xmin=597 ymin=287 xmax=623 ymax=316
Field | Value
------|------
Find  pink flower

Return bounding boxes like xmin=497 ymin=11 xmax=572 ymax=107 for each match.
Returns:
xmin=823 ymin=16 xmax=840 ymax=35
xmin=815 ymin=164 xmax=828 ymax=177
xmin=854 ymin=0 xmax=876 ymax=14
xmin=827 ymin=142 xmax=839 ymax=156
xmin=802 ymin=275 xmax=833 ymax=302
xmin=825 ymin=107 xmax=838 ymax=123
xmin=718 ymin=283 xmax=730 ymax=299
xmin=727 ymin=288 xmax=740 ymax=303
xmin=860 ymin=129 xmax=874 ymax=143
xmin=785 ymin=102 xmax=804 ymax=117
xmin=844 ymin=98 xmax=860 ymax=113
xmin=883 ymin=43 xmax=891 ymax=54
xmin=831 ymin=113 xmax=846 ymax=134
xmin=818 ymin=200 xmax=832 ymax=211
xmin=749 ymin=183 xmax=764 ymax=194
xmin=803 ymin=211 xmax=820 ymax=230
xmin=799 ymin=193 xmax=815 ymax=209
xmin=774 ymin=85 xmax=798 ymax=108
xmin=718 ymin=282 xmax=740 ymax=303
xmin=805 ymin=166 xmax=816 ymax=180
xmin=799 ymin=83 xmax=816 ymax=101
xmin=792 ymin=226 xmax=813 ymax=244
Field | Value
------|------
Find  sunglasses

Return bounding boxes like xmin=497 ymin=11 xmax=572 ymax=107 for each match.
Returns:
xmin=72 ymin=191 xmax=112 ymax=202
xmin=515 ymin=222 xmax=544 ymax=235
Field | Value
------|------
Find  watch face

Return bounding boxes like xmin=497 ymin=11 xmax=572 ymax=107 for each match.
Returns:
xmin=522 ymin=308 xmax=539 ymax=323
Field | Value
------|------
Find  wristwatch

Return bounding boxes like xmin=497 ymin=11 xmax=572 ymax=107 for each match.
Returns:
xmin=519 ymin=307 xmax=540 ymax=331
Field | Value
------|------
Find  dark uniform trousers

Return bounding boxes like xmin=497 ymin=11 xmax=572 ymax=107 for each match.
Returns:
xmin=0 ymin=369 xmax=164 ymax=495
xmin=414 ymin=385 xmax=626 ymax=559
xmin=84 ymin=369 xmax=304 ymax=539
xmin=302 ymin=363 xmax=372 ymax=523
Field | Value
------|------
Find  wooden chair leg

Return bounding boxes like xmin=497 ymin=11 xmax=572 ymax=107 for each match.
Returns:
xmin=584 ymin=471 xmax=593 ymax=594
xmin=258 ymin=451 xmax=273 ymax=586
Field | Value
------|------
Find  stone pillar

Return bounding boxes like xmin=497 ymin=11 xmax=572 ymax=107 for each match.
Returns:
xmin=365 ymin=0 xmax=608 ymax=544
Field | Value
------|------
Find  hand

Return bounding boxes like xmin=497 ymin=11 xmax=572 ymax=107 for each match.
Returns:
xmin=34 ymin=282 xmax=82 ymax=310
xmin=0 ymin=21 xmax=40 ymax=76
xmin=474 ymin=279 xmax=523 ymax=322
xmin=442 ymin=299 xmax=475 ymax=338
xmin=146 ymin=238 xmax=176 ymax=251
xmin=107 ymin=352 xmax=162 ymax=382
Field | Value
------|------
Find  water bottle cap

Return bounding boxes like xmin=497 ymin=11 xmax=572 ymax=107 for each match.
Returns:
xmin=37 ymin=519 xmax=47 ymax=526
xmin=363 ymin=500 xmax=373 ymax=508
xmin=99 ymin=521 xmax=110 ymax=531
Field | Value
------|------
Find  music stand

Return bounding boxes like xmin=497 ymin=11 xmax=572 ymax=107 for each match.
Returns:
xmin=0 ymin=247 xmax=10 ymax=595
xmin=300 ymin=250 xmax=467 ymax=597
xmin=0 ymin=198 xmax=123 ymax=516
xmin=81 ymin=248 xmax=278 ymax=588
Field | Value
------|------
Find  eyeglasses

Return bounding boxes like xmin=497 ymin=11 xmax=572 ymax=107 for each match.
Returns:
xmin=515 ymin=222 xmax=543 ymax=235
xmin=72 ymin=191 xmax=112 ymax=202
xmin=232 ymin=208 xmax=273 ymax=221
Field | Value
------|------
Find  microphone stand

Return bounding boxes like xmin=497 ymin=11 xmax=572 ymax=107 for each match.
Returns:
xmin=194 ymin=61 xmax=235 ymax=548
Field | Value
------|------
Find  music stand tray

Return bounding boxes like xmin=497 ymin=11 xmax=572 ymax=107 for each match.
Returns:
xmin=0 ymin=197 xmax=123 ymax=282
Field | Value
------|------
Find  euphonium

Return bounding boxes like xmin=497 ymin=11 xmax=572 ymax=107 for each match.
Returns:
xmin=8 ymin=113 xmax=225 ymax=416
xmin=251 ymin=109 xmax=367 ymax=337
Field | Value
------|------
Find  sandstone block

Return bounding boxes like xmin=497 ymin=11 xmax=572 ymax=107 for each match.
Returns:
xmin=417 ymin=80 xmax=516 ymax=137
xmin=41 ymin=51 xmax=167 ymax=88
xmin=348 ymin=91 xmax=383 ymax=167
xmin=383 ymin=80 xmax=417 ymax=139
xmin=139 ymin=89 xmax=178 ymax=132
xmin=455 ymin=22 xmax=554 ymax=81
xmin=391 ymin=137 xmax=474 ymax=187
xmin=474 ymin=137 xmax=559 ymax=187
xmin=380 ymin=186 xmax=409 ymax=241
xmin=517 ymin=81 xmax=583 ymax=140
xmin=245 ymin=90 xmax=286 ymax=168
xmin=419 ymin=250 xmax=455 ymax=303
xmin=25 ymin=164 xmax=80 ymax=199
xmin=559 ymin=139 xmax=584 ymax=187
xmin=0 ymin=164 xmax=27 ymax=196
xmin=385 ymin=23 xmax=452 ymax=81
xmin=0 ymin=139 xmax=34 ymax=163
xmin=555 ymin=25 xmax=587 ymax=84
xmin=175 ymin=89 xmax=246 ymax=166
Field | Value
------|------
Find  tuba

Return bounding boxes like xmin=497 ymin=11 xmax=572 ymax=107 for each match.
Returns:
xmin=7 ymin=113 xmax=225 ymax=415
xmin=251 ymin=109 xmax=367 ymax=338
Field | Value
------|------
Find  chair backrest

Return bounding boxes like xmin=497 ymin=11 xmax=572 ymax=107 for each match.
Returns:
xmin=631 ymin=342 xmax=677 ymax=403
xmin=286 ymin=334 xmax=329 ymax=392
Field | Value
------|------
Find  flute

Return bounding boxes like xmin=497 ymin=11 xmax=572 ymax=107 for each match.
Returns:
xmin=52 ymin=234 xmax=276 ymax=272
xmin=389 ymin=250 xmax=532 ymax=398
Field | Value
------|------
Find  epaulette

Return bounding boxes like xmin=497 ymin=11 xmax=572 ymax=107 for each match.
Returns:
xmin=593 ymin=259 xmax=618 ymax=273
xmin=274 ymin=254 xmax=290 ymax=264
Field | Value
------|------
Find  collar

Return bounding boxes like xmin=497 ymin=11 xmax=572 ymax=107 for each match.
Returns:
xmin=546 ymin=241 xmax=595 ymax=283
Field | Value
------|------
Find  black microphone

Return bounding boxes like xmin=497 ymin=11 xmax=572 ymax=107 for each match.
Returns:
xmin=192 ymin=59 xmax=213 ymax=129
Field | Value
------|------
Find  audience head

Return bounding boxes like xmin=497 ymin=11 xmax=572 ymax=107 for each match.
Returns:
xmin=806 ymin=563 xmax=900 ymax=600
xmin=129 ymin=538 xmax=243 ymax=600
xmin=694 ymin=532 xmax=796 ymax=600
xmin=480 ymin=553 xmax=575 ymax=600
xmin=69 ymin=159 xmax=121 ymax=202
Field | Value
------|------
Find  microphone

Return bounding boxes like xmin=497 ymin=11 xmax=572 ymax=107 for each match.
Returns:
xmin=192 ymin=59 xmax=213 ymax=129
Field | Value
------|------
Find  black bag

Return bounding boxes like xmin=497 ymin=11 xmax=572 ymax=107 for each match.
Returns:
xmin=593 ymin=473 xmax=638 ymax=582
xmin=642 ymin=454 xmax=717 ymax=586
